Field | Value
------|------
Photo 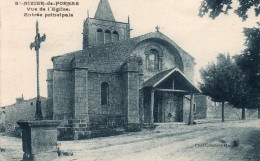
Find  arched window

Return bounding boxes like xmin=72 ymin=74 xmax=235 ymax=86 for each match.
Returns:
xmin=147 ymin=49 xmax=160 ymax=71
xmin=96 ymin=29 xmax=104 ymax=45
xmin=105 ymin=30 xmax=112 ymax=44
xmin=145 ymin=45 xmax=163 ymax=71
xmin=148 ymin=52 xmax=155 ymax=70
xmin=101 ymin=82 xmax=109 ymax=105
xmin=112 ymin=31 xmax=119 ymax=42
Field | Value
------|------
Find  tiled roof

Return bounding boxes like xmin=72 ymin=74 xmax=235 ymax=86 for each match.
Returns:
xmin=143 ymin=68 xmax=174 ymax=87
xmin=84 ymin=39 xmax=136 ymax=73
xmin=143 ymin=68 xmax=201 ymax=93
xmin=52 ymin=32 xmax=195 ymax=73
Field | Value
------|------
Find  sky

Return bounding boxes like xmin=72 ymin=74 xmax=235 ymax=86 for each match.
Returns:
xmin=0 ymin=0 xmax=258 ymax=106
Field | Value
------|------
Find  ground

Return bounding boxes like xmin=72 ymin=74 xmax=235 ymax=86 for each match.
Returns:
xmin=1 ymin=119 xmax=260 ymax=161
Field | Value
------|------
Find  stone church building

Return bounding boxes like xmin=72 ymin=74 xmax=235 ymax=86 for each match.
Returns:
xmin=47 ymin=0 xmax=200 ymax=139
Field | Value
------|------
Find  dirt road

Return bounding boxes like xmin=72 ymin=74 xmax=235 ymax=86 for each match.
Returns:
xmin=1 ymin=119 xmax=260 ymax=161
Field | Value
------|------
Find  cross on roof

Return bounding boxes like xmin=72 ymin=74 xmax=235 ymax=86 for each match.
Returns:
xmin=155 ymin=25 xmax=160 ymax=32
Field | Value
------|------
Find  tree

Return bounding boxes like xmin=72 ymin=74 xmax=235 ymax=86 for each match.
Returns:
xmin=226 ymin=60 xmax=253 ymax=120
xmin=236 ymin=26 xmax=260 ymax=91
xmin=199 ymin=0 xmax=260 ymax=118
xmin=234 ymin=26 xmax=260 ymax=118
xmin=200 ymin=54 xmax=234 ymax=122
xmin=199 ymin=0 xmax=260 ymax=21
xmin=200 ymin=54 xmax=257 ymax=120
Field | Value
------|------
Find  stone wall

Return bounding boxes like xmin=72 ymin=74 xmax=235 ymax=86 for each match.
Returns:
xmin=46 ymin=69 xmax=54 ymax=119
xmin=85 ymin=40 xmax=136 ymax=73
xmin=194 ymin=95 xmax=207 ymax=119
xmin=131 ymin=32 xmax=195 ymax=83
xmin=194 ymin=95 xmax=258 ymax=120
xmin=88 ymin=72 xmax=125 ymax=127
xmin=207 ymin=103 xmax=258 ymax=120
xmin=143 ymin=88 xmax=151 ymax=123
xmin=53 ymin=70 xmax=73 ymax=123
xmin=131 ymin=40 xmax=187 ymax=82
xmin=73 ymin=68 xmax=89 ymax=121
xmin=180 ymin=52 xmax=195 ymax=83
xmin=183 ymin=96 xmax=192 ymax=124
xmin=83 ymin=18 xmax=130 ymax=49
xmin=49 ymin=31 xmax=197 ymax=135
xmin=122 ymin=71 xmax=140 ymax=130
xmin=2 ymin=97 xmax=47 ymax=132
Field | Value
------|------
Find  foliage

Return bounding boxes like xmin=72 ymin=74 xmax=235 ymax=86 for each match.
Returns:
xmin=236 ymin=25 xmax=260 ymax=92
xmin=233 ymin=25 xmax=260 ymax=110
xmin=199 ymin=0 xmax=260 ymax=21
xmin=199 ymin=54 xmax=234 ymax=103
xmin=200 ymin=54 xmax=236 ymax=122
xmin=200 ymin=53 xmax=259 ymax=115
xmin=226 ymin=60 xmax=256 ymax=109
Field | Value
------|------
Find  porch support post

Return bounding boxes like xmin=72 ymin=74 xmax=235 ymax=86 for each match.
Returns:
xmin=172 ymin=76 xmax=175 ymax=89
xmin=150 ymin=89 xmax=155 ymax=124
xmin=188 ymin=94 xmax=194 ymax=125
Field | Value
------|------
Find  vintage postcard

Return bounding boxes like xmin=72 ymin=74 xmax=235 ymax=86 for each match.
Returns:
xmin=0 ymin=0 xmax=259 ymax=160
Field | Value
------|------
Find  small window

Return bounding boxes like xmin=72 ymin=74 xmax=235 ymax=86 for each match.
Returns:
xmin=145 ymin=45 xmax=163 ymax=71
xmin=105 ymin=30 xmax=111 ymax=44
xmin=101 ymin=82 xmax=109 ymax=105
xmin=112 ymin=31 xmax=119 ymax=42
xmin=96 ymin=29 xmax=104 ymax=45
xmin=148 ymin=53 xmax=155 ymax=70
xmin=147 ymin=49 xmax=160 ymax=71
xmin=31 ymin=102 xmax=33 ymax=105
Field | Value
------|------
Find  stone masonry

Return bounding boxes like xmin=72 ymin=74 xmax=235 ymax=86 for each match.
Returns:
xmin=46 ymin=0 xmax=200 ymax=140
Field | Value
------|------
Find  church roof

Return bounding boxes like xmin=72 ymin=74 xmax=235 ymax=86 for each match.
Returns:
xmin=52 ymin=32 xmax=195 ymax=73
xmin=94 ymin=0 xmax=115 ymax=21
xmin=143 ymin=68 xmax=201 ymax=93
xmin=143 ymin=68 xmax=174 ymax=87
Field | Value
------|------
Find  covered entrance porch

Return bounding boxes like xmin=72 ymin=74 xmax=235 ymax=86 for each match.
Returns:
xmin=142 ymin=68 xmax=201 ymax=125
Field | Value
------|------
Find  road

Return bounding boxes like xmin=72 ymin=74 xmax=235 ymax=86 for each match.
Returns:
xmin=1 ymin=119 xmax=260 ymax=161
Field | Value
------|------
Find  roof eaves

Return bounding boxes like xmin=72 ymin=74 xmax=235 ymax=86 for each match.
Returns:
xmin=150 ymin=68 xmax=201 ymax=93
xmin=153 ymin=68 xmax=176 ymax=88
xmin=174 ymin=69 xmax=201 ymax=93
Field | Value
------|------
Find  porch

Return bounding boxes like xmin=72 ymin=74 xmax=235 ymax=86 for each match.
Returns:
xmin=142 ymin=68 xmax=201 ymax=125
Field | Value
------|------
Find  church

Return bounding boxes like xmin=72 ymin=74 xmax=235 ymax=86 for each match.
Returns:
xmin=46 ymin=0 xmax=200 ymax=139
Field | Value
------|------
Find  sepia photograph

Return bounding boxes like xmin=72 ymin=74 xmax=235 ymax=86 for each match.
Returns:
xmin=0 ymin=0 xmax=259 ymax=160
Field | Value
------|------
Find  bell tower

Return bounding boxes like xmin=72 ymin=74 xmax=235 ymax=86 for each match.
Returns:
xmin=94 ymin=0 xmax=115 ymax=21
xmin=83 ymin=0 xmax=131 ymax=49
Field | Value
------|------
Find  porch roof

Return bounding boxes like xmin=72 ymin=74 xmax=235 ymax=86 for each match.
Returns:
xmin=143 ymin=68 xmax=201 ymax=94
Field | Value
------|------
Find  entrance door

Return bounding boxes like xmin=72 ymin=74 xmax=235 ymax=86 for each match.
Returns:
xmin=158 ymin=93 xmax=183 ymax=122
xmin=164 ymin=100 xmax=176 ymax=122
xmin=154 ymin=92 xmax=176 ymax=123
xmin=149 ymin=92 xmax=184 ymax=123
